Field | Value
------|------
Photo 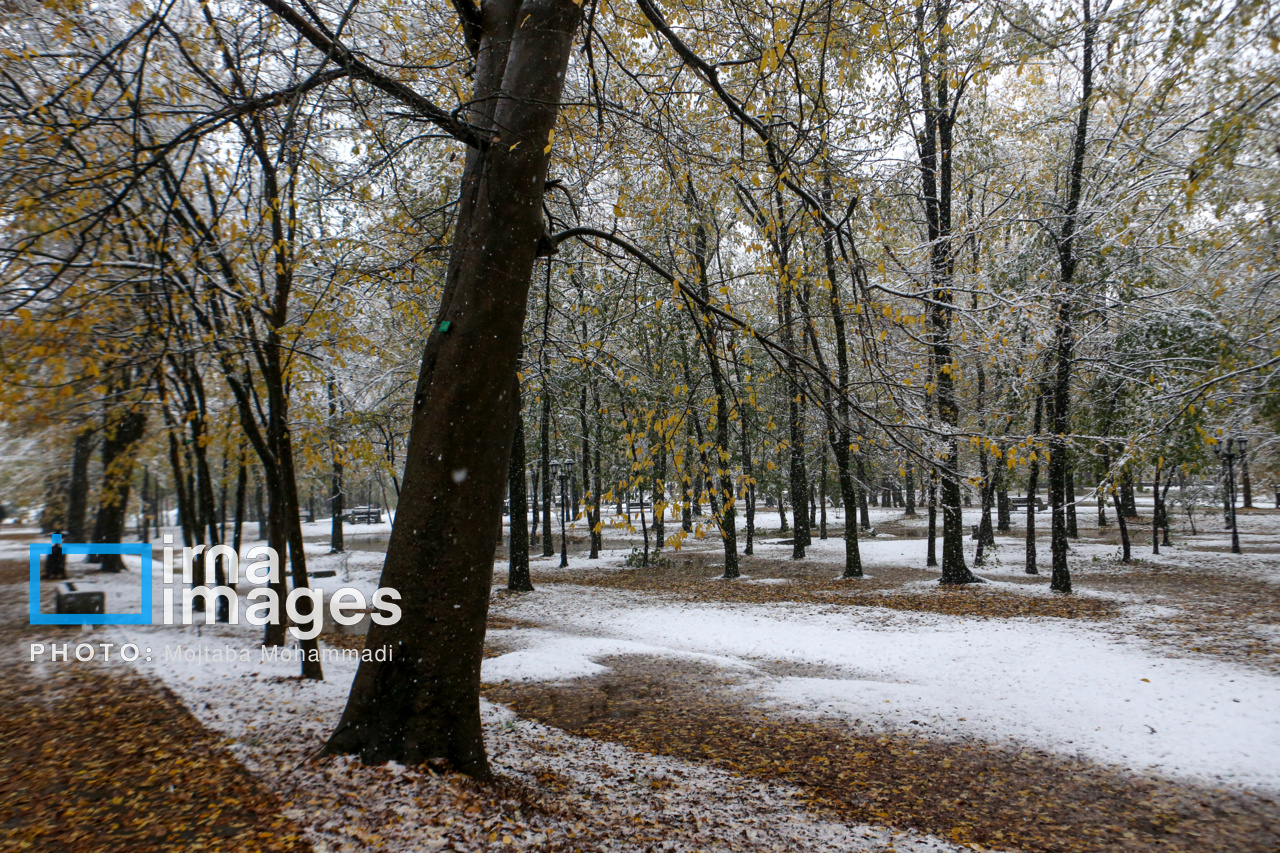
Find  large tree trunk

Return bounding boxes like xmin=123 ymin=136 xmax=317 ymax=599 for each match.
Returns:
xmin=917 ymin=0 xmax=974 ymax=585
xmin=816 ymin=173 xmax=862 ymax=578
xmin=66 ymin=427 xmax=94 ymax=542
xmin=686 ymin=192 xmax=738 ymax=578
xmin=93 ymin=408 xmax=147 ymax=573
xmin=323 ymin=0 xmax=581 ymax=777
xmin=1048 ymin=0 xmax=1097 ymax=593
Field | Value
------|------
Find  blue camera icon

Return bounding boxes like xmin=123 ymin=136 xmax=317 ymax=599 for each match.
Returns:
xmin=29 ymin=534 xmax=153 ymax=625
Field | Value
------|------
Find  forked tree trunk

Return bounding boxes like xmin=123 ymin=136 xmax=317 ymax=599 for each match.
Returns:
xmin=323 ymin=0 xmax=581 ymax=777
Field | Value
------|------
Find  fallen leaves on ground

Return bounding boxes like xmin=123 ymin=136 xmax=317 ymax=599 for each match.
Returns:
xmin=0 ymin=630 xmax=311 ymax=852
xmin=537 ymin=557 xmax=1116 ymax=620
xmin=1085 ymin=558 xmax=1280 ymax=674
xmin=485 ymin=655 xmax=1280 ymax=853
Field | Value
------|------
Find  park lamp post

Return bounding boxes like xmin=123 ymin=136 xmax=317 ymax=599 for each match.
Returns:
xmin=1214 ymin=437 xmax=1242 ymax=555
xmin=555 ymin=459 xmax=574 ymax=568
xmin=548 ymin=459 xmax=559 ymax=556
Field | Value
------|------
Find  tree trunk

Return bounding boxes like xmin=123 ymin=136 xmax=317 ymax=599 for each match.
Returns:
xmin=917 ymin=0 xmax=973 ymax=585
xmin=995 ymin=452 xmax=1011 ymax=532
xmin=681 ymin=424 xmax=693 ymax=533
xmin=819 ymin=454 xmax=828 ymax=539
xmin=1115 ymin=487 xmax=1131 ymax=563
xmin=508 ymin=406 xmax=532 ymax=591
xmin=540 ymin=378 xmax=554 ymax=557
xmin=927 ymin=469 xmax=938 ymax=567
xmin=735 ymin=363 xmax=756 ymax=556
xmin=1242 ymin=445 xmax=1253 ymax=507
xmin=66 ymin=427 xmax=94 ymax=542
xmin=652 ymin=432 xmax=666 ymax=547
xmin=329 ymin=378 xmax=345 ymax=553
xmin=1046 ymin=0 xmax=1096 ymax=594
xmin=323 ymin=0 xmax=581 ymax=777
xmin=580 ymin=383 xmax=600 ymax=560
xmin=905 ymin=462 xmax=917 ymax=517
xmin=255 ymin=480 xmax=268 ymax=544
xmin=530 ymin=469 xmax=539 ymax=543
xmin=1121 ymin=467 xmax=1137 ymax=520
xmin=1151 ymin=462 xmax=1162 ymax=555
xmin=856 ymin=455 xmax=872 ymax=531
xmin=233 ymin=458 xmax=247 ymax=554
xmin=1066 ymin=469 xmax=1079 ymax=538
xmin=1025 ymin=393 xmax=1044 ymax=575
xmin=93 ymin=408 xmax=147 ymax=573
xmin=591 ymin=385 xmax=604 ymax=557
xmin=1161 ymin=471 xmax=1174 ymax=546
xmin=686 ymin=196 xmax=738 ymax=578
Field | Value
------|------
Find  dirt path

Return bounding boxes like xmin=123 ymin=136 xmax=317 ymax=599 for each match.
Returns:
xmin=0 ymin=560 xmax=312 ymax=853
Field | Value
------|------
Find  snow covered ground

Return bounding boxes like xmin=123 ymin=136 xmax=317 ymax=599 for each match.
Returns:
xmin=12 ymin=497 xmax=1280 ymax=848
xmin=487 ymin=582 xmax=1280 ymax=790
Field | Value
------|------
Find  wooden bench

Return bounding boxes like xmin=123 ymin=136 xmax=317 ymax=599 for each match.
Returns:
xmin=1011 ymin=496 xmax=1048 ymax=511
xmin=346 ymin=506 xmax=383 ymax=524
xmin=55 ymin=582 xmax=105 ymax=615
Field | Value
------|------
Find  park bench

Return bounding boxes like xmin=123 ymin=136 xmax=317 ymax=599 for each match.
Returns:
xmin=55 ymin=582 xmax=105 ymax=615
xmin=345 ymin=506 xmax=383 ymax=524
xmin=1010 ymin=496 xmax=1048 ymax=511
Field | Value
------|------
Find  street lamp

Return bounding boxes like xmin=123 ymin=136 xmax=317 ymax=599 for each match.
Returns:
xmin=1214 ymin=437 xmax=1242 ymax=555
xmin=557 ymin=459 xmax=575 ymax=568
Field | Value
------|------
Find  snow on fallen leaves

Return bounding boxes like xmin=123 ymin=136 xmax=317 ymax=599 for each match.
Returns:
xmin=536 ymin=557 xmax=1117 ymax=620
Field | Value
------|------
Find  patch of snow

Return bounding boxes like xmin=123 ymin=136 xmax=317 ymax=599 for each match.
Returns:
xmin=493 ymin=585 xmax=1280 ymax=791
